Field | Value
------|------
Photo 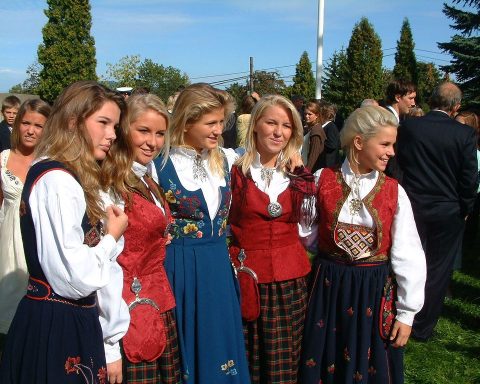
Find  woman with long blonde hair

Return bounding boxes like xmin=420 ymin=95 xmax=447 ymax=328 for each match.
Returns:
xmin=0 ymin=81 xmax=129 ymax=383
xmin=153 ymin=83 xmax=250 ymax=384
xmin=229 ymin=94 xmax=316 ymax=383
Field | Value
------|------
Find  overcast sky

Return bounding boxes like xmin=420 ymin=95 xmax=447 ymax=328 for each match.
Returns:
xmin=0 ymin=0 xmax=464 ymax=92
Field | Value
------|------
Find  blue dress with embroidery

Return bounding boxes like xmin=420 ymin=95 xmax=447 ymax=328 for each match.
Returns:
xmin=154 ymin=156 xmax=250 ymax=384
xmin=0 ymin=161 xmax=107 ymax=384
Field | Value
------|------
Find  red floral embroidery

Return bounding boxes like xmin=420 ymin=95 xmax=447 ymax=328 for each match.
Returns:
xmin=347 ymin=307 xmax=354 ymax=316
xmin=353 ymin=371 xmax=363 ymax=381
xmin=368 ymin=366 xmax=377 ymax=375
xmin=344 ymin=347 xmax=351 ymax=362
xmin=327 ymin=364 xmax=335 ymax=374
xmin=305 ymin=358 xmax=317 ymax=367
xmin=65 ymin=356 xmax=81 ymax=374
xmin=324 ymin=277 xmax=331 ymax=287
xmin=97 ymin=366 xmax=107 ymax=384
xmin=316 ymin=319 xmax=325 ymax=328
xmin=366 ymin=307 xmax=373 ymax=317
xmin=367 ymin=347 xmax=371 ymax=360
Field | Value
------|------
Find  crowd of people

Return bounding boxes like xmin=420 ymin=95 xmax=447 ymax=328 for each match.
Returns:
xmin=0 ymin=77 xmax=478 ymax=384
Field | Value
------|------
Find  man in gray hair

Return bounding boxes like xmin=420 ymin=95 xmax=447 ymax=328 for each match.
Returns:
xmin=397 ymin=82 xmax=478 ymax=341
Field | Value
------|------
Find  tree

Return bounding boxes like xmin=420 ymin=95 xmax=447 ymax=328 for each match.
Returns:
xmin=251 ymin=70 xmax=287 ymax=97
xmin=393 ymin=18 xmax=418 ymax=85
xmin=104 ymin=55 xmax=141 ymax=89
xmin=438 ymin=0 xmax=480 ymax=107
xmin=9 ymin=62 xmax=41 ymax=95
xmin=137 ymin=59 xmax=189 ymax=102
xmin=291 ymin=51 xmax=316 ymax=101
xmin=344 ymin=18 xmax=384 ymax=115
xmin=322 ymin=48 xmax=349 ymax=117
xmin=224 ymin=82 xmax=247 ymax=108
xmin=416 ymin=62 xmax=442 ymax=110
xmin=38 ymin=0 xmax=97 ymax=103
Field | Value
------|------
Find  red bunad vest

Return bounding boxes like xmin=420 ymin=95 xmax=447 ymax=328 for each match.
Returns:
xmin=229 ymin=166 xmax=311 ymax=283
xmin=316 ymin=168 xmax=398 ymax=262
xmin=117 ymin=192 xmax=175 ymax=363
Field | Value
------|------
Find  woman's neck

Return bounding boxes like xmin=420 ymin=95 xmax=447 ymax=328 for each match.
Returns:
xmin=259 ymin=153 xmax=278 ymax=168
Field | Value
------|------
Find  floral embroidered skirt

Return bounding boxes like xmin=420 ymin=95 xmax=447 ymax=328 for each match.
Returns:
xmin=243 ymin=277 xmax=308 ymax=384
xmin=0 ymin=296 xmax=106 ymax=384
xmin=165 ymin=237 xmax=251 ymax=384
xmin=300 ymin=257 xmax=404 ymax=384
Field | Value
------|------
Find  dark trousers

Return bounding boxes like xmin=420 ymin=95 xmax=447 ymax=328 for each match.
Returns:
xmin=412 ymin=212 xmax=465 ymax=340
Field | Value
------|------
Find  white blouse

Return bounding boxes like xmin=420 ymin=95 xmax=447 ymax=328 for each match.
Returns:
xmin=312 ymin=159 xmax=427 ymax=326
xmin=29 ymin=165 xmax=129 ymax=363
xmin=160 ymin=147 xmax=238 ymax=219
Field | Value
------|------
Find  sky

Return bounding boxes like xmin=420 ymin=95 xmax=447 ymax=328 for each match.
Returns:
xmin=0 ymin=0 xmax=466 ymax=93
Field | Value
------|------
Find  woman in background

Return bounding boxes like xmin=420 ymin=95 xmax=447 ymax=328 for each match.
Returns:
xmin=0 ymin=99 xmax=51 ymax=348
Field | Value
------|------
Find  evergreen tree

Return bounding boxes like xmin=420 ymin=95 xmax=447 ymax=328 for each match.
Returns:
xmin=291 ymin=51 xmax=316 ymax=101
xmin=344 ymin=18 xmax=384 ymax=115
xmin=104 ymin=55 xmax=141 ymax=89
xmin=393 ymin=18 xmax=418 ymax=85
xmin=38 ymin=0 xmax=97 ymax=103
xmin=322 ymin=48 xmax=349 ymax=117
xmin=416 ymin=62 xmax=442 ymax=110
xmin=438 ymin=0 xmax=480 ymax=107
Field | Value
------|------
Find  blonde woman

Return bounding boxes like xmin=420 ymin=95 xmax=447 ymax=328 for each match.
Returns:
xmin=300 ymin=106 xmax=426 ymax=384
xmin=153 ymin=83 xmax=250 ymax=383
xmin=229 ymin=95 xmax=316 ymax=383
xmin=0 ymin=81 xmax=130 ymax=383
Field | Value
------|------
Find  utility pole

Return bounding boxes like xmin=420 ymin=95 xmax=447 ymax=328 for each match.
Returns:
xmin=249 ymin=56 xmax=254 ymax=94
xmin=316 ymin=0 xmax=324 ymax=99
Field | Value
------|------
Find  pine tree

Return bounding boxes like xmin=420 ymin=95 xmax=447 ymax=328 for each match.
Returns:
xmin=416 ymin=62 xmax=442 ymax=110
xmin=438 ymin=0 xmax=480 ymax=107
xmin=322 ymin=48 xmax=349 ymax=117
xmin=38 ymin=0 xmax=97 ymax=103
xmin=291 ymin=51 xmax=316 ymax=101
xmin=393 ymin=18 xmax=418 ymax=85
xmin=344 ymin=18 xmax=384 ymax=115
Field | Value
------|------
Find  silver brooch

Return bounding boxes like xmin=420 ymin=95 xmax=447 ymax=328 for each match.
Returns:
xmin=267 ymin=201 xmax=283 ymax=218
xmin=260 ymin=167 xmax=274 ymax=186
xmin=193 ymin=154 xmax=208 ymax=182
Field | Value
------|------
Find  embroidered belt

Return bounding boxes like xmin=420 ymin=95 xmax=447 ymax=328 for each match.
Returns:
xmin=26 ymin=277 xmax=97 ymax=308
xmin=127 ymin=277 xmax=160 ymax=311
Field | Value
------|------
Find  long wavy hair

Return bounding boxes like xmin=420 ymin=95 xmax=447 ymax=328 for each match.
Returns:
xmin=236 ymin=94 xmax=304 ymax=176
xmin=169 ymin=83 xmax=235 ymax=177
xmin=35 ymin=80 xmax=131 ymax=225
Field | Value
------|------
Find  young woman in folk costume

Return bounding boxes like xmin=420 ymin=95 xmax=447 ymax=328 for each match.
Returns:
xmin=152 ymin=83 xmax=250 ymax=384
xmin=0 ymin=81 xmax=130 ymax=384
xmin=227 ymin=95 xmax=316 ymax=383
xmin=103 ymin=93 xmax=182 ymax=383
xmin=300 ymin=106 xmax=426 ymax=384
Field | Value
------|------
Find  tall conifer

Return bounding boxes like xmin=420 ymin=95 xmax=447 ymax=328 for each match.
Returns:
xmin=393 ymin=18 xmax=418 ymax=85
xmin=291 ymin=51 xmax=316 ymax=101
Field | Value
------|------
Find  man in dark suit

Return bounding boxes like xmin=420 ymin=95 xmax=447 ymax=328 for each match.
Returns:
xmin=0 ymin=95 xmax=21 ymax=151
xmin=397 ymin=82 xmax=478 ymax=341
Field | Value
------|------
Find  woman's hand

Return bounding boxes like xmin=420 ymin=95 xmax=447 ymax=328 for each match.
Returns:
xmin=107 ymin=358 xmax=123 ymax=383
xmin=390 ymin=320 xmax=412 ymax=348
xmin=105 ymin=205 xmax=128 ymax=241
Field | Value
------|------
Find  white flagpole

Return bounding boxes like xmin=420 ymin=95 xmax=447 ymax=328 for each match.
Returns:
xmin=316 ymin=0 xmax=324 ymax=99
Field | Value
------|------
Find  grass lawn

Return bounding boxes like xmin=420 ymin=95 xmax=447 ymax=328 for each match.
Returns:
xmin=404 ymin=226 xmax=480 ymax=384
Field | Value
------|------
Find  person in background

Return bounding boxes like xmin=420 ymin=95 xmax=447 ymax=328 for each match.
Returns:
xmin=292 ymin=95 xmax=306 ymax=129
xmin=0 ymin=99 xmax=51 ymax=352
xmin=236 ymin=92 xmax=260 ymax=148
xmin=0 ymin=95 xmax=21 ymax=151
xmin=229 ymin=95 xmax=315 ymax=383
xmin=303 ymin=99 xmax=326 ymax=172
xmin=153 ymin=83 xmax=250 ymax=384
xmin=360 ymin=98 xmax=379 ymax=107
xmin=117 ymin=86 xmax=133 ymax=99
xmin=0 ymin=81 xmax=130 ymax=383
xmin=301 ymin=106 xmax=426 ymax=384
xmin=397 ymin=82 xmax=478 ymax=341
xmin=318 ymin=101 xmax=341 ymax=168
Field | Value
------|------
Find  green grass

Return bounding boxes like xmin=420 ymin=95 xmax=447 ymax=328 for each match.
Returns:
xmin=404 ymin=228 xmax=480 ymax=384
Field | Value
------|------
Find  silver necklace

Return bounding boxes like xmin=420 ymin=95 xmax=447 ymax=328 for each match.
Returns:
xmin=259 ymin=166 xmax=282 ymax=218
xmin=193 ymin=154 xmax=207 ymax=182
xmin=348 ymin=174 xmax=363 ymax=216
xmin=260 ymin=167 xmax=274 ymax=187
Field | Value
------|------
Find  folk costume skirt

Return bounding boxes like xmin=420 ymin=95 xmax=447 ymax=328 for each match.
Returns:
xmin=0 ymin=294 xmax=106 ymax=384
xmin=300 ymin=257 xmax=404 ymax=384
xmin=243 ymin=277 xmax=308 ymax=384
xmin=123 ymin=310 xmax=181 ymax=384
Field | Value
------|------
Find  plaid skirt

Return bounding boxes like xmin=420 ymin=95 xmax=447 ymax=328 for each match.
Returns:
xmin=243 ymin=277 xmax=308 ymax=384
xmin=123 ymin=310 xmax=181 ymax=384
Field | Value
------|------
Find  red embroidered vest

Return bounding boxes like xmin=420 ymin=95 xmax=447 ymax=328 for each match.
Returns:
xmin=117 ymin=192 xmax=175 ymax=362
xmin=229 ymin=167 xmax=311 ymax=283
xmin=317 ymin=168 xmax=398 ymax=261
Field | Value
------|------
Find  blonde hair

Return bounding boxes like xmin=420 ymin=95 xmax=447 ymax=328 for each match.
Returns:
xmin=35 ymin=80 xmax=131 ymax=225
xmin=11 ymin=99 xmax=51 ymax=150
xmin=169 ymin=83 xmax=235 ymax=177
xmin=341 ymin=105 xmax=398 ymax=164
xmin=237 ymin=94 xmax=304 ymax=176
